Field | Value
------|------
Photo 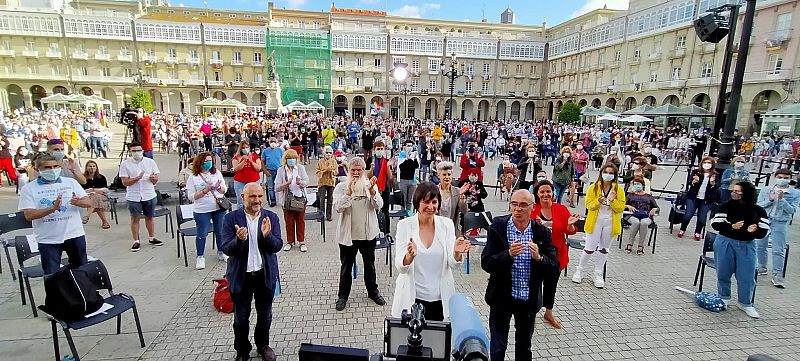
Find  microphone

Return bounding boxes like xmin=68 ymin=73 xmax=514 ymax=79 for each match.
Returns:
xmin=449 ymin=294 xmax=489 ymax=361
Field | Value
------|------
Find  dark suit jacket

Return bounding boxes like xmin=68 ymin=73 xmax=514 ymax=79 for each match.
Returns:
xmin=480 ymin=215 xmax=558 ymax=309
xmin=221 ymin=208 xmax=283 ymax=294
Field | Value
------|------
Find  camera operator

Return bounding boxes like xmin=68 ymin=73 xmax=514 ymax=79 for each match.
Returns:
xmin=134 ymin=108 xmax=155 ymax=159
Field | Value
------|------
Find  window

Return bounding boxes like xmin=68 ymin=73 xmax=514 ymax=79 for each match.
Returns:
xmin=503 ymin=64 xmax=509 ymax=75
xmin=356 ymin=57 xmax=363 ymax=67
xmin=79 ymin=66 xmax=88 ymax=76
xmin=428 ymin=58 xmax=439 ymax=73
xmin=212 ymin=50 xmax=221 ymax=60
xmin=776 ymin=13 xmax=792 ymax=31
xmin=102 ymin=67 xmax=111 ymax=77
xmin=49 ymin=42 xmax=59 ymax=52
xmin=393 ymin=56 xmax=405 ymax=65
xmin=676 ymin=36 xmax=686 ymax=49
xmin=168 ymin=70 xmax=177 ymax=79
xmin=48 ymin=64 xmax=59 ymax=75
xmin=614 ymin=50 xmax=621 ymax=62
xmin=482 ymin=81 xmax=489 ymax=93
xmin=148 ymin=69 xmax=156 ymax=78
xmin=429 ymin=80 xmax=437 ymax=91
xmin=466 ymin=63 xmax=473 ymax=76
xmin=2 ymin=40 xmax=10 ymax=50
xmin=214 ymin=71 xmax=221 ymax=81
xmin=233 ymin=51 xmax=242 ymax=63
xmin=465 ymin=80 xmax=472 ymax=92
xmin=121 ymin=46 xmax=130 ymax=56
xmin=123 ymin=68 xmax=133 ymax=77
xmin=671 ymin=67 xmax=681 ymax=80
xmin=336 ymin=57 xmax=344 ymax=67
xmin=146 ymin=48 xmax=154 ymax=56
xmin=313 ymin=21 xmax=320 ymax=29
xmin=411 ymin=60 xmax=420 ymax=73
xmin=254 ymin=52 xmax=262 ymax=64
xmin=634 ymin=48 xmax=641 ymax=58
xmin=373 ymin=76 xmax=381 ymax=88
xmin=26 ymin=41 xmax=35 ymax=51
xmin=411 ymin=79 xmax=419 ymax=91
xmin=254 ymin=73 xmax=263 ymax=82
xmin=597 ymin=53 xmax=604 ymax=65
xmin=298 ymin=20 xmax=305 ymax=29
xmin=768 ymin=54 xmax=783 ymax=75
xmin=516 ymin=64 xmax=523 ymax=73
xmin=235 ymin=72 xmax=243 ymax=82
xmin=701 ymin=62 xmax=713 ymax=78
xmin=483 ymin=63 xmax=490 ymax=74
xmin=355 ymin=77 xmax=361 ymax=86
xmin=650 ymin=71 xmax=657 ymax=82
xmin=167 ymin=48 xmax=177 ymax=58
xmin=374 ymin=58 xmax=381 ymax=68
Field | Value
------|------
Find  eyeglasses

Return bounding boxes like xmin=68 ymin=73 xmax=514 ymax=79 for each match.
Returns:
xmin=509 ymin=202 xmax=532 ymax=209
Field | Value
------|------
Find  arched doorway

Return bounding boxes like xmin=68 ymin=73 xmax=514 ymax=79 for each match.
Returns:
xmin=496 ymin=100 xmax=507 ymax=120
xmin=578 ymin=99 xmax=587 ymax=107
xmin=663 ymin=94 xmax=680 ymax=106
xmin=150 ymin=89 xmax=164 ymax=111
xmin=444 ymin=98 xmax=457 ymax=119
xmin=80 ymin=87 xmax=93 ymax=96
xmin=407 ymin=97 xmax=420 ymax=118
xmin=555 ymin=100 xmax=563 ymax=114
xmin=6 ymin=84 xmax=24 ymax=110
xmin=390 ymin=97 xmax=402 ymax=119
xmin=189 ymin=90 xmax=203 ymax=113
xmin=642 ymin=96 xmax=656 ymax=106
xmin=524 ymin=101 xmax=535 ymax=120
xmin=168 ymin=90 xmax=183 ymax=114
xmin=623 ymin=97 xmax=637 ymax=111
xmin=29 ymin=85 xmax=47 ymax=109
xmin=751 ymin=90 xmax=782 ymax=133
xmin=478 ymin=100 xmax=490 ymax=120
xmin=591 ymin=98 xmax=601 ymax=108
xmin=606 ymin=98 xmax=617 ymax=110
xmin=101 ymin=88 xmax=118 ymax=111
xmin=691 ymin=93 xmax=711 ymax=110
xmin=425 ymin=98 xmax=438 ymax=119
xmin=123 ymin=88 xmax=135 ymax=108
xmin=232 ymin=91 xmax=247 ymax=105
xmin=510 ymin=101 xmax=521 ymax=121
xmin=461 ymin=99 xmax=474 ymax=120
xmin=212 ymin=91 xmax=227 ymax=100
xmin=547 ymin=101 xmax=554 ymax=120
xmin=252 ymin=92 xmax=268 ymax=109
xmin=334 ymin=95 xmax=348 ymax=116
xmin=352 ymin=96 xmax=366 ymax=118
xmin=53 ymin=86 xmax=69 ymax=95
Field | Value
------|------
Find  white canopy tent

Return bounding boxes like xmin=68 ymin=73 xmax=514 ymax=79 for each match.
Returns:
xmin=619 ymin=114 xmax=654 ymax=124
xmin=761 ymin=103 xmax=800 ymax=135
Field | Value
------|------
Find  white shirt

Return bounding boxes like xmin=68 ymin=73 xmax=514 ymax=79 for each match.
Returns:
xmin=697 ymin=175 xmax=710 ymax=200
xmin=119 ymin=157 xmax=160 ymax=202
xmin=285 ymin=167 xmax=304 ymax=197
xmin=245 ymin=211 xmax=263 ymax=272
xmin=18 ymin=177 xmax=87 ymax=245
xmin=186 ymin=171 xmax=227 ymax=213
xmin=414 ymin=237 xmax=445 ymax=302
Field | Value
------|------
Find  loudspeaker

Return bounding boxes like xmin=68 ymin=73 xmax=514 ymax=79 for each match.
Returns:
xmin=694 ymin=12 xmax=729 ymax=43
xmin=298 ymin=343 xmax=370 ymax=361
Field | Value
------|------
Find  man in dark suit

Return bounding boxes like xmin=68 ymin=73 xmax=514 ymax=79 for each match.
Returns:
xmin=481 ymin=189 xmax=558 ymax=361
xmin=221 ymin=183 xmax=283 ymax=361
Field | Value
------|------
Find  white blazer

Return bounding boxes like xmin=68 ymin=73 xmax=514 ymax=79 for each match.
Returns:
xmin=391 ymin=214 xmax=461 ymax=319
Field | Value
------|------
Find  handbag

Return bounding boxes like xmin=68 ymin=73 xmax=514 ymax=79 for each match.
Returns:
xmin=212 ymin=278 xmax=233 ymax=313
xmin=44 ymin=266 xmax=104 ymax=321
xmin=283 ymin=168 xmax=307 ymax=212
xmin=199 ymin=173 xmax=232 ymax=211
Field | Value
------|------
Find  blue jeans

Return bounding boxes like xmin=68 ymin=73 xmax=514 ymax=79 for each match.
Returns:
xmin=757 ymin=219 xmax=788 ymax=280
xmin=143 ymin=150 xmax=153 ymax=159
xmin=194 ymin=209 xmax=225 ymax=256
xmin=553 ymin=182 xmax=567 ymax=204
xmin=38 ymin=236 xmax=87 ymax=275
xmin=680 ymin=198 xmax=712 ymax=234
xmin=266 ymin=169 xmax=278 ymax=206
xmin=90 ymin=136 xmax=106 ymax=157
xmin=233 ymin=180 xmax=246 ymax=206
xmin=714 ymin=234 xmax=757 ymax=307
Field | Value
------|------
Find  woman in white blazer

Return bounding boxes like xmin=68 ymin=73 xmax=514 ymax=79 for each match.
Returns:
xmin=392 ymin=182 xmax=472 ymax=321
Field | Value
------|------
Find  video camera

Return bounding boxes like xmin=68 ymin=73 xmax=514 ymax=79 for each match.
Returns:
xmin=119 ymin=107 xmax=138 ymax=128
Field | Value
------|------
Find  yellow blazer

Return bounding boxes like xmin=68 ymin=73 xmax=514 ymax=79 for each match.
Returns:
xmin=584 ymin=181 xmax=626 ymax=236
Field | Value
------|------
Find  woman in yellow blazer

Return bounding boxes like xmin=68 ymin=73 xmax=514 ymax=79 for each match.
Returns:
xmin=572 ymin=163 xmax=625 ymax=289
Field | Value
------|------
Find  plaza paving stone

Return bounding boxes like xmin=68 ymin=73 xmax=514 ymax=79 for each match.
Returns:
xmin=0 ymin=125 xmax=798 ymax=360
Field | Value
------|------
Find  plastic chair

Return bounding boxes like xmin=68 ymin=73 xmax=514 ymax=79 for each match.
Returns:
xmin=304 ymin=187 xmax=326 ymax=243
xmin=38 ymin=260 xmax=145 ymax=361
xmin=693 ymin=232 xmax=757 ymax=303
xmin=0 ymin=211 xmax=33 ymax=280
xmin=154 ymin=190 xmax=175 ymax=239
xmin=175 ymin=204 xmax=198 ymax=267
xmin=617 ymin=214 xmax=658 ymax=254
xmin=15 ymin=235 xmax=45 ymax=317
xmin=462 ymin=211 xmax=493 ymax=274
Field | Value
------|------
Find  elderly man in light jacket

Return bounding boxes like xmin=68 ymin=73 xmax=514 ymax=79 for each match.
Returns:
xmin=333 ymin=157 xmax=386 ymax=311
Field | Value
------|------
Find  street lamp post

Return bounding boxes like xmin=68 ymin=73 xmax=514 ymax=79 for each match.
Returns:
xmin=440 ymin=53 xmax=467 ymax=120
xmin=390 ymin=62 xmax=411 ymax=119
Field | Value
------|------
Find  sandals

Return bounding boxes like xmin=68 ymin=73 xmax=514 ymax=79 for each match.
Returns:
xmin=636 ymin=245 xmax=644 ymax=255
xmin=101 ymin=222 xmax=111 ymax=229
xmin=625 ymin=244 xmax=633 ymax=254
xmin=82 ymin=216 xmax=89 ymax=224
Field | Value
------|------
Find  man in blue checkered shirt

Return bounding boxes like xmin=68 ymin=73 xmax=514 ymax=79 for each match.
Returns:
xmin=482 ymin=190 xmax=558 ymax=361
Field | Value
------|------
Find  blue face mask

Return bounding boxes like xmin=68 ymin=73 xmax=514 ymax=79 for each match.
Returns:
xmin=202 ymin=161 xmax=213 ymax=170
xmin=39 ymin=168 xmax=61 ymax=181
xmin=602 ymin=174 xmax=615 ymax=182
xmin=775 ymin=178 xmax=790 ymax=187
xmin=286 ymin=159 xmax=297 ymax=167
xmin=631 ymin=184 xmax=644 ymax=192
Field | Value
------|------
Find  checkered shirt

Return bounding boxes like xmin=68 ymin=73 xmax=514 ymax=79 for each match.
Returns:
xmin=507 ymin=217 xmax=533 ymax=301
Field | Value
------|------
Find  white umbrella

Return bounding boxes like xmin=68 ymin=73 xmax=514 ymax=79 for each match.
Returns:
xmin=619 ymin=114 xmax=654 ymax=123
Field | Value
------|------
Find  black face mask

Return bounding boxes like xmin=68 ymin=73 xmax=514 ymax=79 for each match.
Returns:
xmin=730 ymin=193 xmax=742 ymax=201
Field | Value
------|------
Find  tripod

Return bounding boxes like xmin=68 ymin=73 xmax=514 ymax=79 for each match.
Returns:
xmin=110 ymin=123 xmax=134 ymax=191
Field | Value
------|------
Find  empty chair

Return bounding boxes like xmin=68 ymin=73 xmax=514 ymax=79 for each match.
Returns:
xmin=0 ymin=211 xmax=33 ymax=280
xmin=462 ymin=211 xmax=492 ymax=274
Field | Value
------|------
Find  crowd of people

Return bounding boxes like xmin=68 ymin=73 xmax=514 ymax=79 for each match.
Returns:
xmin=6 ymin=105 xmax=800 ymax=360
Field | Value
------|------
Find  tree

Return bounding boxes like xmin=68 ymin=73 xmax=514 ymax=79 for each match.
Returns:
xmin=558 ymin=102 xmax=580 ymax=124
xmin=130 ymin=89 xmax=153 ymax=112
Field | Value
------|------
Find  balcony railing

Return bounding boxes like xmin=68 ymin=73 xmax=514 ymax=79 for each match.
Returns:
xmin=743 ymin=69 xmax=790 ymax=82
xmin=252 ymin=60 xmax=263 ymax=66
xmin=186 ymin=57 xmax=200 ymax=66
xmin=668 ymin=48 xmax=686 ymax=59
xmin=22 ymin=49 xmax=39 ymax=58
xmin=141 ymin=54 xmax=157 ymax=63
xmin=0 ymin=49 xmax=14 ymax=57
xmin=45 ymin=50 xmax=62 ymax=58
xmin=231 ymin=59 xmax=244 ymax=66
xmin=699 ymin=43 xmax=717 ymax=54
xmin=71 ymin=50 xmax=88 ymax=60
xmin=687 ymin=77 xmax=715 ymax=87
xmin=117 ymin=54 xmax=132 ymax=62
xmin=765 ymin=29 xmax=792 ymax=49
xmin=647 ymin=53 xmax=661 ymax=62
xmin=94 ymin=52 xmax=110 ymax=61
xmin=627 ymin=57 xmax=641 ymax=65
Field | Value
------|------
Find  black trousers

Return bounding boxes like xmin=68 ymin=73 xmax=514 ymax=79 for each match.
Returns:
xmin=338 ymin=239 xmax=379 ymax=300
xmin=489 ymin=299 xmax=536 ymax=361
xmin=379 ymin=189 xmax=390 ymax=233
xmin=230 ymin=270 xmax=274 ymax=357
xmin=542 ymin=266 xmax=561 ymax=310
xmin=415 ymin=299 xmax=444 ymax=322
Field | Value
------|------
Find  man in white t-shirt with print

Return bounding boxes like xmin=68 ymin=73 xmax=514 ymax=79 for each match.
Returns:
xmin=18 ymin=153 xmax=93 ymax=275
xmin=119 ymin=142 xmax=163 ymax=252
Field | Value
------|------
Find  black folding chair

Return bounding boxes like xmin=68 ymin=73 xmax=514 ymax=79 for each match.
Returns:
xmin=38 ymin=260 xmax=146 ymax=361
xmin=15 ymin=235 xmax=45 ymax=317
xmin=387 ymin=190 xmax=407 ymax=230
xmin=0 ymin=211 xmax=33 ymax=280
xmin=154 ymin=190 xmax=175 ymax=239
xmin=617 ymin=214 xmax=659 ymax=254
xmin=374 ymin=212 xmax=395 ymax=277
xmin=693 ymin=232 xmax=757 ymax=303
xmin=108 ymin=196 xmax=119 ymax=225
xmin=175 ymin=204 xmax=198 ymax=267
xmin=462 ymin=211 xmax=492 ymax=274
xmin=304 ymin=187 xmax=326 ymax=243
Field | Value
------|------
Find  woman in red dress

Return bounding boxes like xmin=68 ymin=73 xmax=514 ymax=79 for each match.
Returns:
xmin=531 ymin=180 xmax=580 ymax=328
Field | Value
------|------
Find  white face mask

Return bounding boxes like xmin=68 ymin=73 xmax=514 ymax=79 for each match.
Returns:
xmin=527 ymin=152 xmax=536 ymax=158
xmin=734 ymin=161 xmax=745 ymax=168
xmin=702 ymin=163 xmax=713 ymax=170
xmin=131 ymin=151 xmax=144 ymax=161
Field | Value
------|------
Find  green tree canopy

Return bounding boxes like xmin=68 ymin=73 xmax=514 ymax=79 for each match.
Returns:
xmin=558 ymin=102 xmax=581 ymax=124
xmin=130 ymin=89 xmax=153 ymax=112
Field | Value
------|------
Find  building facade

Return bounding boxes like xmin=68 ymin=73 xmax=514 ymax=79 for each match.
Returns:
xmin=0 ymin=0 xmax=797 ymax=132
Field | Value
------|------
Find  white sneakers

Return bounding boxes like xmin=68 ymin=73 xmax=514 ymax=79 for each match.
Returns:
xmin=593 ymin=273 xmax=605 ymax=289
xmin=217 ymin=252 xmax=229 ymax=263
xmin=571 ymin=269 xmax=583 ymax=284
xmin=195 ymin=256 xmax=205 ymax=270
xmin=740 ymin=306 xmax=761 ymax=319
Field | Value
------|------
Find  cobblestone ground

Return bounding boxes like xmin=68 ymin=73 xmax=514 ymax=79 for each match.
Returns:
xmin=0 ymin=130 xmax=798 ymax=361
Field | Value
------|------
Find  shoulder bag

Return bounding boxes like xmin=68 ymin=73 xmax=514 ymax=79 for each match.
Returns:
xmin=199 ymin=173 xmax=232 ymax=211
xmin=283 ymin=168 xmax=307 ymax=212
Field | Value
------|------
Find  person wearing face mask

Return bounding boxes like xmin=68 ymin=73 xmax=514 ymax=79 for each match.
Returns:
xmin=573 ymin=163 xmax=625 ymax=288
xmin=755 ymin=168 xmax=799 ymax=288
xmin=232 ymin=141 xmax=262 ymax=207
xmin=719 ymin=156 xmax=751 ymax=202
xmin=457 ymin=143 xmax=485 ymax=186
xmin=515 ymin=146 xmax=542 ymax=192
xmin=45 ymin=138 xmax=86 ymax=185
xmin=462 ymin=173 xmax=488 ymax=214
xmin=18 ymin=153 xmax=93 ymax=274
xmin=366 ymin=140 xmax=395 ymax=233
xmin=118 ymin=142 xmax=164 ymax=252
xmin=709 ymin=181 xmax=769 ymax=318
xmin=435 ymin=162 xmax=467 ymax=236
xmin=81 ymin=160 xmax=111 ymax=229
xmin=398 ymin=143 xmax=420 ymax=216
xmin=260 ymin=137 xmax=284 ymax=208
xmin=623 ymin=177 xmax=658 ymax=255
xmin=14 ymin=145 xmax=32 ymax=188
xmin=570 ymin=144 xmax=589 ymax=207
xmin=186 ymin=152 xmax=228 ymax=269
xmin=316 ymin=145 xmax=338 ymax=221
xmin=334 ymin=150 xmax=349 ymax=183
xmin=678 ymin=156 xmax=719 ymax=241
xmin=275 ymin=149 xmax=310 ymax=252
xmin=552 ymin=146 xmax=575 ymax=205
xmin=622 ymin=156 xmax=652 ymax=192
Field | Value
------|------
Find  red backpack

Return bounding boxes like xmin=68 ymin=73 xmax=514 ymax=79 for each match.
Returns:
xmin=212 ymin=279 xmax=233 ymax=313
